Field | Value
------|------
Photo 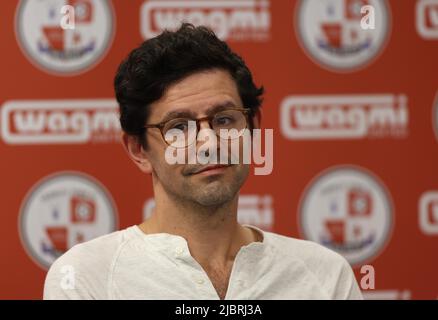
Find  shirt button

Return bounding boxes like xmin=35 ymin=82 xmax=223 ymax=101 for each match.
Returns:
xmin=196 ymin=278 xmax=205 ymax=285
xmin=175 ymin=247 xmax=184 ymax=256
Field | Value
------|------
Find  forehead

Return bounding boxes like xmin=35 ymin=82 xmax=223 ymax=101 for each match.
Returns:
xmin=148 ymin=69 xmax=242 ymax=122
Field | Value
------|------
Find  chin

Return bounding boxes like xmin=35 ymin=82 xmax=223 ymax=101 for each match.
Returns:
xmin=193 ymin=184 xmax=237 ymax=207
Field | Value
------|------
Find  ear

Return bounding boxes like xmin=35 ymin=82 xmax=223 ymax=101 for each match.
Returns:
xmin=121 ymin=132 xmax=152 ymax=174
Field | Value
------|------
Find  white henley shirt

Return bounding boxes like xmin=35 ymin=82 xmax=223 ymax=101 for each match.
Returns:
xmin=43 ymin=224 xmax=363 ymax=300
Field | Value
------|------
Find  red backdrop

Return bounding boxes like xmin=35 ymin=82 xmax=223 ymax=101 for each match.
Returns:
xmin=1 ymin=0 xmax=437 ymax=299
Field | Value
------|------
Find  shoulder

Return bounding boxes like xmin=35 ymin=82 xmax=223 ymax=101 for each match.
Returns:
xmin=264 ymin=230 xmax=363 ymax=299
xmin=266 ymin=230 xmax=347 ymax=266
xmin=43 ymin=226 xmax=139 ymax=300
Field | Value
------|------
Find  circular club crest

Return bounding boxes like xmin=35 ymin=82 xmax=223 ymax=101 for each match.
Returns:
xmin=298 ymin=166 xmax=393 ymax=266
xmin=19 ymin=172 xmax=118 ymax=269
xmin=15 ymin=0 xmax=115 ymax=75
xmin=295 ymin=0 xmax=391 ymax=72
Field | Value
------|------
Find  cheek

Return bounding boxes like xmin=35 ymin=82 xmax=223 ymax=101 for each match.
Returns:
xmin=148 ymin=147 xmax=186 ymax=179
xmin=240 ymin=163 xmax=251 ymax=175
xmin=146 ymin=141 xmax=172 ymax=170
xmin=229 ymin=136 xmax=250 ymax=164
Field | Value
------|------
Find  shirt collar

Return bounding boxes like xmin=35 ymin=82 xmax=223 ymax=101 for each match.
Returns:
xmin=131 ymin=224 xmax=268 ymax=259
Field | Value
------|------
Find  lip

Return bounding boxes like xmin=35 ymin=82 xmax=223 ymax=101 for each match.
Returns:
xmin=193 ymin=164 xmax=230 ymax=175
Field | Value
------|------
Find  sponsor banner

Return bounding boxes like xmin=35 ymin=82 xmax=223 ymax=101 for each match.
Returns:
xmin=0 ymin=99 xmax=120 ymax=145
xmin=416 ymin=0 xmax=438 ymax=39
xmin=280 ymin=94 xmax=408 ymax=140
xmin=362 ymin=289 xmax=411 ymax=300
xmin=295 ymin=0 xmax=391 ymax=72
xmin=298 ymin=166 xmax=394 ymax=266
xmin=15 ymin=0 xmax=115 ymax=75
xmin=19 ymin=172 xmax=118 ymax=269
xmin=419 ymin=191 xmax=438 ymax=235
xmin=140 ymin=0 xmax=271 ymax=41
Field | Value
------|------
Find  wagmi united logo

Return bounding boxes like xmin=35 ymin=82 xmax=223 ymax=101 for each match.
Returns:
xmin=280 ymin=94 xmax=408 ymax=140
xmin=0 ymin=99 xmax=120 ymax=144
xmin=15 ymin=0 xmax=115 ymax=75
xmin=140 ymin=0 xmax=271 ymax=41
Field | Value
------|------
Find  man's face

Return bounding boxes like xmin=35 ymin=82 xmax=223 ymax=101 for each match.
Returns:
xmin=141 ymin=69 xmax=251 ymax=207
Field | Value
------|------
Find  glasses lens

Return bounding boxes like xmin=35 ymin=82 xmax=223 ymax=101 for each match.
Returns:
xmin=163 ymin=118 xmax=196 ymax=148
xmin=213 ymin=110 xmax=247 ymax=140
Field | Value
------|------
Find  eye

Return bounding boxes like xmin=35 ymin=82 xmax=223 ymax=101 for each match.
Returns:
xmin=169 ymin=120 xmax=189 ymax=131
xmin=214 ymin=115 xmax=235 ymax=126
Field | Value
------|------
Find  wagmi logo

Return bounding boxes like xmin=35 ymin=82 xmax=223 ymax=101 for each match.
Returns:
xmin=417 ymin=0 xmax=438 ymax=39
xmin=280 ymin=95 xmax=408 ymax=139
xmin=1 ymin=99 xmax=120 ymax=144
xmin=140 ymin=0 xmax=270 ymax=41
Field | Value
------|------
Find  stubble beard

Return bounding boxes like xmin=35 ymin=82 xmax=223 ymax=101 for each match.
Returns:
xmin=159 ymin=164 xmax=249 ymax=209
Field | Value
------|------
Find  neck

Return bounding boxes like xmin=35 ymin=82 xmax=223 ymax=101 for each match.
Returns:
xmin=139 ymin=184 xmax=258 ymax=269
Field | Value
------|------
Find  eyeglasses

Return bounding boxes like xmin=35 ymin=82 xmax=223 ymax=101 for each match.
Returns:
xmin=143 ymin=107 xmax=251 ymax=148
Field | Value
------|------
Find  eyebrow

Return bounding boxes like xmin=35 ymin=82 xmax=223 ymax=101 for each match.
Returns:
xmin=159 ymin=101 xmax=238 ymax=123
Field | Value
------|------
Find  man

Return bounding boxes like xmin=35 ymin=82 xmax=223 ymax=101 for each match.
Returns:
xmin=44 ymin=23 xmax=363 ymax=300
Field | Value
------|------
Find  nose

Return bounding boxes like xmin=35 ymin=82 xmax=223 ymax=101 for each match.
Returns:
xmin=198 ymin=118 xmax=212 ymax=131
xmin=195 ymin=119 xmax=220 ymax=156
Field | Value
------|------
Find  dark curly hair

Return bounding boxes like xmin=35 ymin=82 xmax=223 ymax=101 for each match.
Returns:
xmin=114 ymin=23 xmax=264 ymax=148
